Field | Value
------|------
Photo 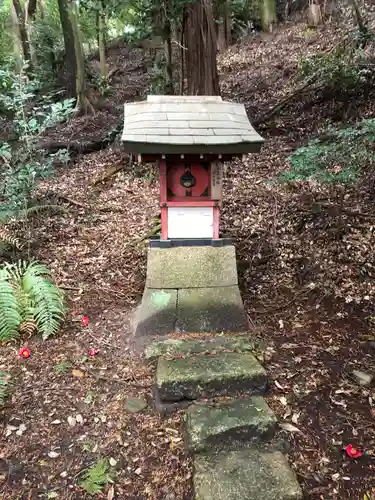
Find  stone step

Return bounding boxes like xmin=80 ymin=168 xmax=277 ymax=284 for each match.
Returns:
xmin=145 ymin=335 xmax=265 ymax=363
xmin=184 ymin=396 xmax=277 ymax=452
xmin=194 ymin=448 xmax=303 ymax=500
xmin=156 ymin=352 xmax=267 ymax=402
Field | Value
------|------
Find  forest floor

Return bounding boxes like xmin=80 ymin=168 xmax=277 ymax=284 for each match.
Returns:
xmin=2 ymin=19 xmax=375 ymax=500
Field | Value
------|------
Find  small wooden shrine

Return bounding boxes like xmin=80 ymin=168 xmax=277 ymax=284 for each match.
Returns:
xmin=121 ymin=95 xmax=263 ymax=244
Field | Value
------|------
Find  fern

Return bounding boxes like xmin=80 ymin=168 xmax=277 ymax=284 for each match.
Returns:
xmin=79 ymin=458 xmax=113 ymax=495
xmin=0 ymin=226 xmax=22 ymax=249
xmin=0 ymin=260 xmax=65 ymax=342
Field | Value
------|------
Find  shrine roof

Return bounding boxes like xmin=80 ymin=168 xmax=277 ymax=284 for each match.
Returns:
xmin=121 ymin=96 xmax=264 ymax=155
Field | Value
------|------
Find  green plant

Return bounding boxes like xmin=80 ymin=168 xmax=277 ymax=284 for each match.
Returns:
xmin=297 ymin=42 xmax=373 ymax=94
xmin=278 ymin=119 xmax=375 ymax=185
xmin=54 ymin=361 xmax=72 ymax=373
xmin=79 ymin=458 xmax=114 ymax=495
xmin=0 ymin=370 xmax=11 ymax=407
xmin=0 ymin=68 xmax=74 ymax=222
xmin=0 ymin=260 xmax=65 ymax=342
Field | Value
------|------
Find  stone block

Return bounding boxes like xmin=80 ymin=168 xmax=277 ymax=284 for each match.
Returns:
xmin=175 ymin=287 xmax=248 ymax=332
xmin=185 ymin=396 xmax=277 ymax=452
xmin=194 ymin=448 xmax=303 ymax=500
xmin=146 ymin=246 xmax=238 ymax=289
xmin=144 ymin=335 xmax=264 ymax=362
xmin=156 ymin=352 xmax=267 ymax=401
xmin=134 ymin=288 xmax=177 ymax=338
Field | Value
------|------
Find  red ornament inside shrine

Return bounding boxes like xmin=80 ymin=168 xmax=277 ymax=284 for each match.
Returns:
xmin=159 ymin=158 xmax=223 ymax=240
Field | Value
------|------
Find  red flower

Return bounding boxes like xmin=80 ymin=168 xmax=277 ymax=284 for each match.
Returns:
xmin=88 ymin=348 xmax=99 ymax=358
xmin=345 ymin=444 xmax=363 ymax=459
xmin=81 ymin=316 xmax=89 ymax=327
xmin=19 ymin=347 xmax=31 ymax=359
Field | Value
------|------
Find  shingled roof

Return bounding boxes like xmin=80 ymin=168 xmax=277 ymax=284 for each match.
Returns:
xmin=121 ymin=96 xmax=264 ymax=155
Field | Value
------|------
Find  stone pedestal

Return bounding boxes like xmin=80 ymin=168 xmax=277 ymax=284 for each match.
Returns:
xmin=134 ymin=245 xmax=248 ymax=347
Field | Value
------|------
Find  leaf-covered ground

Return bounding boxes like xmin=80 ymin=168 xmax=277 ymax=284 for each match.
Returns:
xmin=2 ymin=17 xmax=375 ymax=500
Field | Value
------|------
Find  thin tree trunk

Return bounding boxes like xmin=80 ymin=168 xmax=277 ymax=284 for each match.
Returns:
xmin=11 ymin=2 xmax=23 ymax=72
xmin=38 ymin=0 xmax=56 ymax=73
xmin=216 ymin=0 xmax=231 ymax=52
xmin=185 ymin=0 xmax=219 ymax=95
xmin=12 ymin=0 xmax=32 ymax=71
xmin=57 ymin=0 xmax=76 ymax=97
xmin=25 ymin=0 xmax=38 ymax=68
xmin=98 ymin=6 xmax=107 ymax=78
xmin=163 ymin=0 xmax=173 ymax=94
xmin=261 ymin=0 xmax=277 ymax=31
xmin=68 ymin=0 xmax=93 ymax=114
xmin=179 ymin=7 xmax=186 ymax=94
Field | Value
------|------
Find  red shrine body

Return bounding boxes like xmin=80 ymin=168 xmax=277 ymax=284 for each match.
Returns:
xmin=159 ymin=159 xmax=223 ymax=240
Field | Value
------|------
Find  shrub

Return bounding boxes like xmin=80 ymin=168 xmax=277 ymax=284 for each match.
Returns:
xmin=0 ymin=261 xmax=65 ymax=342
xmin=0 ymin=68 xmax=74 ymax=221
xmin=297 ymin=42 xmax=374 ymax=94
xmin=279 ymin=119 xmax=375 ymax=184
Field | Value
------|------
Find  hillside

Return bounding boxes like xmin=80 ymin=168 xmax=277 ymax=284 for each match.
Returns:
xmin=1 ymin=17 xmax=375 ymax=500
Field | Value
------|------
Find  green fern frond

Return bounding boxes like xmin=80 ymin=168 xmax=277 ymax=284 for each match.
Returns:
xmin=0 ymin=260 xmax=65 ymax=341
xmin=0 ymin=268 xmax=22 ymax=342
xmin=0 ymin=226 xmax=22 ymax=249
xmin=79 ymin=458 xmax=113 ymax=495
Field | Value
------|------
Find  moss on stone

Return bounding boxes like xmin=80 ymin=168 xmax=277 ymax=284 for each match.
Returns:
xmin=156 ymin=352 xmax=267 ymax=401
xmin=144 ymin=336 xmax=266 ymax=362
xmin=194 ymin=448 xmax=303 ymax=500
xmin=185 ymin=396 xmax=277 ymax=452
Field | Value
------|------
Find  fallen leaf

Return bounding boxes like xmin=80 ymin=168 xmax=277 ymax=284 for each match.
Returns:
xmin=51 ymin=420 xmax=61 ymax=425
xmin=275 ymin=380 xmax=287 ymax=390
xmin=107 ymin=485 xmax=115 ymax=500
xmin=279 ymin=396 xmax=288 ymax=406
xmin=279 ymin=422 xmax=303 ymax=434
xmin=67 ymin=416 xmax=76 ymax=427
xmin=48 ymin=451 xmax=60 ymax=458
xmin=16 ymin=423 xmax=26 ymax=436
xmin=292 ymin=412 xmax=300 ymax=424
xmin=72 ymin=369 xmax=84 ymax=378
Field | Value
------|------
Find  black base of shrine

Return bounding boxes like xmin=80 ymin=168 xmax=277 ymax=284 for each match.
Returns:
xmin=149 ymin=237 xmax=233 ymax=248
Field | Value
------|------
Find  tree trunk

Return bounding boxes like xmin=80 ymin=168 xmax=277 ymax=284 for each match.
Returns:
xmin=57 ymin=0 xmax=77 ymax=97
xmin=98 ymin=6 xmax=107 ymax=78
xmin=25 ymin=0 xmax=38 ymax=68
xmin=163 ymin=0 xmax=173 ymax=94
xmin=261 ymin=0 xmax=277 ymax=31
xmin=68 ymin=0 xmax=93 ymax=114
xmin=11 ymin=1 xmax=23 ymax=72
xmin=216 ymin=0 xmax=231 ymax=52
xmin=12 ymin=0 xmax=32 ymax=71
xmin=185 ymin=0 xmax=220 ymax=95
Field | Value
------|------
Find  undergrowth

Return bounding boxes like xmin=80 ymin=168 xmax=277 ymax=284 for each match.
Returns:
xmin=0 ymin=260 xmax=65 ymax=342
xmin=78 ymin=458 xmax=114 ymax=495
xmin=279 ymin=119 xmax=375 ymax=184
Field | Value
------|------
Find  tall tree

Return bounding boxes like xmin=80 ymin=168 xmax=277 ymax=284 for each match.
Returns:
xmin=12 ymin=0 xmax=32 ymax=71
xmin=216 ymin=0 xmax=231 ymax=53
xmin=67 ymin=0 xmax=93 ymax=113
xmin=261 ymin=0 xmax=276 ymax=31
xmin=97 ymin=2 xmax=107 ymax=79
xmin=184 ymin=0 xmax=219 ymax=95
xmin=57 ymin=0 xmax=77 ymax=97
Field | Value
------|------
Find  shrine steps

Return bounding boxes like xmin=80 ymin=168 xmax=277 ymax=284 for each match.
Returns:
xmin=147 ymin=336 xmax=303 ymax=500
